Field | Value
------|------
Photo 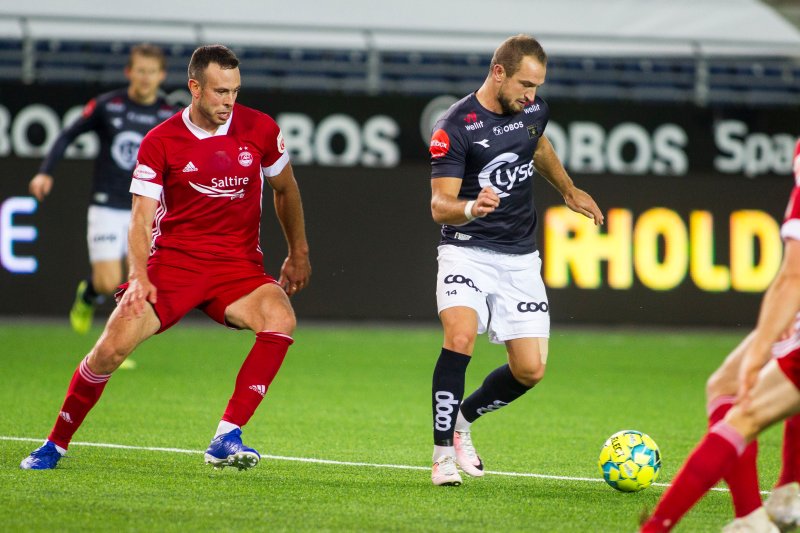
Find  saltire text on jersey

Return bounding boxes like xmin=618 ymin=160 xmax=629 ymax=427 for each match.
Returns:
xmin=429 ymin=93 xmax=549 ymax=255
xmin=131 ymin=104 xmax=289 ymax=265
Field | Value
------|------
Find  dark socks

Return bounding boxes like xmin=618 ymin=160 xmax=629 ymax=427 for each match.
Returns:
xmin=432 ymin=348 xmax=470 ymax=446
xmin=460 ymin=364 xmax=532 ymax=423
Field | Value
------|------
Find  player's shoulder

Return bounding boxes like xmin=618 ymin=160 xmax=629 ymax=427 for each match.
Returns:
xmin=92 ymin=88 xmax=130 ymax=110
xmin=143 ymin=109 xmax=185 ymax=140
xmin=95 ymin=87 xmax=128 ymax=103
xmin=436 ymin=93 xmax=479 ymax=126
xmin=153 ymin=94 xmax=181 ymax=118
xmin=233 ymin=103 xmax=277 ymax=126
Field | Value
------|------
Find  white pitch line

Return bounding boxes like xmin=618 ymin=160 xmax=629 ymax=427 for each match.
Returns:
xmin=1 ymin=435 xmax=767 ymax=494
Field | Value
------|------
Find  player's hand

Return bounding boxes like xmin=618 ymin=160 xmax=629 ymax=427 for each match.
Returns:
xmin=119 ymin=275 xmax=158 ymax=319
xmin=564 ymin=187 xmax=604 ymax=225
xmin=736 ymin=345 xmax=771 ymax=408
xmin=279 ymin=252 xmax=311 ymax=297
xmin=29 ymin=173 xmax=54 ymax=201
xmin=472 ymin=186 xmax=501 ymax=218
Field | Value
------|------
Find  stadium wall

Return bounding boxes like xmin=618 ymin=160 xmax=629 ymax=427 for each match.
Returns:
xmin=0 ymin=82 xmax=797 ymax=326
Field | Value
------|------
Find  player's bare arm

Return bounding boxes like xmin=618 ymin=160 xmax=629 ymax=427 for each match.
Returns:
xmin=29 ymin=173 xmax=54 ymax=201
xmin=119 ymin=194 xmax=158 ymax=318
xmin=533 ymin=136 xmax=604 ymax=226
xmin=267 ymin=162 xmax=311 ymax=296
xmin=431 ymin=178 xmax=500 ymax=225
xmin=738 ymin=238 xmax=800 ymax=401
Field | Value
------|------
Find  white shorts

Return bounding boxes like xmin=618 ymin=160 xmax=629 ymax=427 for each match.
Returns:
xmin=86 ymin=205 xmax=130 ymax=262
xmin=436 ymin=244 xmax=550 ymax=344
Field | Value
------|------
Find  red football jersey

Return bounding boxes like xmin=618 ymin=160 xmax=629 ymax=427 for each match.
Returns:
xmin=131 ymin=104 xmax=289 ymax=265
xmin=782 ymin=140 xmax=800 ymax=242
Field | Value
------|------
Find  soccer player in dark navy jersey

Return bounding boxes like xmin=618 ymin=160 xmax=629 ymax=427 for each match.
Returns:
xmin=428 ymin=34 xmax=604 ymax=486
xmin=29 ymin=44 xmax=176 ymax=336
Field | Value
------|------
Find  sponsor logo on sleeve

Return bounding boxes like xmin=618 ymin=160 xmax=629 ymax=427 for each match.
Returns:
xmin=81 ymin=99 xmax=97 ymax=118
xmin=277 ymin=131 xmax=286 ymax=154
xmin=133 ymin=163 xmax=157 ymax=181
xmin=794 ymin=151 xmax=800 ymax=186
xmin=430 ymin=129 xmax=450 ymax=159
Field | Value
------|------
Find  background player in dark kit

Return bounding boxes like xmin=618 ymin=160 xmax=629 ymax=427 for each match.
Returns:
xmin=29 ymin=43 xmax=176 ymax=336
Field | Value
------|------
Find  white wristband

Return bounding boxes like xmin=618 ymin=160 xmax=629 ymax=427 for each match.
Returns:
xmin=464 ymin=200 xmax=476 ymax=222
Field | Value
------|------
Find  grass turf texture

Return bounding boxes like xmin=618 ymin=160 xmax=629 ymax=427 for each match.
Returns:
xmin=0 ymin=323 xmax=784 ymax=532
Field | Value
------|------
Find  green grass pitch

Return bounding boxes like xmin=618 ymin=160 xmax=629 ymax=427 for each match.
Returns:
xmin=0 ymin=322 xmax=784 ymax=532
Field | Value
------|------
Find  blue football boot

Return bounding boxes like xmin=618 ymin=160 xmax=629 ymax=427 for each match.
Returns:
xmin=204 ymin=428 xmax=260 ymax=470
xmin=20 ymin=441 xmax=64 ymax=470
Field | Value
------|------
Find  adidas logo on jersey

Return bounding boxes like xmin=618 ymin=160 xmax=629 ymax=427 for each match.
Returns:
xmin=182 ymin=161 xmax=199 ymax=173
xmin=59 ymin=411 xmax=74 ymax=424
xmin=249 ymin=384 xmax=267 ymax=397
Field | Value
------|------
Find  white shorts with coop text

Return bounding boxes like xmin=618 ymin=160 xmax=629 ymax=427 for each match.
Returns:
xmin=87 ymin=205 xmax=130 ymax=262
xmin=436 ymin=244 xmax=550 ymax=344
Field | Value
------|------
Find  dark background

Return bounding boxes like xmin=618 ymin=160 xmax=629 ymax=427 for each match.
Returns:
xmin=1 ymin=82 xmax=797 ymax=327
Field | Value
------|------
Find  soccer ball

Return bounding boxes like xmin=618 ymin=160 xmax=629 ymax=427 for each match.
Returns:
xmin=598 ymin=430 xmax=661 ymax=492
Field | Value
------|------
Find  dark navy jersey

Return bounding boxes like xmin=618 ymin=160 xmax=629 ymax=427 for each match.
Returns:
xmin=429 ymin=92 xmax=549 ymax=254
xmin=40 ymin=88 xmax=177 ymax=210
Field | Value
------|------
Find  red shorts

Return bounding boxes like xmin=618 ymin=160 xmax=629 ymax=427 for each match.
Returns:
xmin=777 ymin=348 xmax=800 ymax=390
xmin=117 ymin=255 xmax=275 ymax=334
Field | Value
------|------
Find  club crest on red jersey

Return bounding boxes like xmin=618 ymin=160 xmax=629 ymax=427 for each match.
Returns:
xmin=238 ymin=149 xmax=253 ymax=167
xmin=430 ymin=129 xmax=450 ymax=159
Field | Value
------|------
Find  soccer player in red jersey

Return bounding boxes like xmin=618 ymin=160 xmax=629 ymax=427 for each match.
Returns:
xmin=21 ymin=44 xmax=311 ymax=471
xmin=640 ymin=142 xmax=800 ymax=532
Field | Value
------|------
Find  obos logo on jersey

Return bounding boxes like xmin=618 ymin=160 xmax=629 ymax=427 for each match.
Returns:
xmin=478 ymin=152 xmax=534 ymax=198
xmin=430 ymin=129 xmax=450 ymax=159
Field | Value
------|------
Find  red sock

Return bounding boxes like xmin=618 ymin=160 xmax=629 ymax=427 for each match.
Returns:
xmin=708 ymin=396 xmax=761 ymax=517
xmin=777 ymin=414 xmax=800 ymax=487
xmin=641 ymin=423 xmax=744 ymax=532
xmin=221 ymin=331 xmax=293 ymax=427
xmin=48 ymin=357 xmax=111 ymax=450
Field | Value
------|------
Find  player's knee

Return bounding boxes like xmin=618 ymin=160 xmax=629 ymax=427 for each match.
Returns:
xmin=88 ymin=341 xmax=132 ymax=373
xmin=725 ymin=406 xmax=762 ymax=442
xmin=257 ymin=303 xmax=296 ymax=335
xmin=706 ymin=367 xmax=736 ymax=403
xmin=511 ymin=362 xmax=545 ymax=387
xmin=92 ymin=271 xmax=122 ymax=295
xmin=446 ymin=332 xmax=476 ymax=355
